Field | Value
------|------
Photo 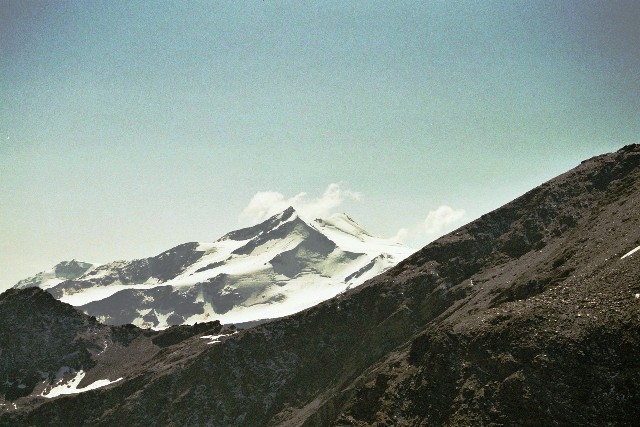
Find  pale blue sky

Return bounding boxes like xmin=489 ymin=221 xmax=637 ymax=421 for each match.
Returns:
xmin=1 ymin=1 xmax=639 ymax=289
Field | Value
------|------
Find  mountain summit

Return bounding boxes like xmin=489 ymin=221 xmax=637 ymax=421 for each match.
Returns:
xmin=15 ymin=208 xmax=412 ymax=328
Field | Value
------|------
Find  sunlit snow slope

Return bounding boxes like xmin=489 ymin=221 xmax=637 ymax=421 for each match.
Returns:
xmin=15 ymin=207 xmax=413 ymax=328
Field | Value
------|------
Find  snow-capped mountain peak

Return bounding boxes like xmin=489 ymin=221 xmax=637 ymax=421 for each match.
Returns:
xmin=15 ymin=208 xmax=414 ymax=329
xmin=221 ymin=206 xmax=298 ymax=242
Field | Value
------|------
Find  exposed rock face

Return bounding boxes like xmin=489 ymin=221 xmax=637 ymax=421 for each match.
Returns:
xmin=0 ymin=287 xmax=235 ymax=411
xmin=2 ymin=145 xmax=639 ymax=426
xmin=0 ymin=288 xmax=101 ymax=401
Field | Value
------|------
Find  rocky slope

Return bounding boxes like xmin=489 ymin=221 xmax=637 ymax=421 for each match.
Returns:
xmin=15 ymin=208 xmax=412 ymax=329
xmin=0 ymin=287 xmax=235 ymax=413
xmin=2 ymin=145 xmax=639 ymax=426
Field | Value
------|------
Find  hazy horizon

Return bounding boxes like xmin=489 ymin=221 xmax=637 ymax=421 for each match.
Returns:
xmin=2 ymin=1 xmax=638 ymax=290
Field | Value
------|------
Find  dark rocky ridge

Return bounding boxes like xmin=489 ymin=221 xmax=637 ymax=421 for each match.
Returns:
xmin=222 ymin=206 xmax=297 ymax=242
xmin=2 ymin=145 xmax=639 ymax=425
xmin=0 ymin=287 xmax=234 ymax=409
xmin=0 ymin=288 xmax=101 ymax=401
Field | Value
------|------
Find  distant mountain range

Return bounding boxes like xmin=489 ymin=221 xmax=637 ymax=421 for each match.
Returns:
xmin=2 ymin=145 xmax=638 ymax=426
xmin=14 ymin=207 xmax=412 ymax=328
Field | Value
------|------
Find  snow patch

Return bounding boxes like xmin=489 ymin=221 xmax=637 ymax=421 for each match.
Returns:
xmin=0 ymin=402 xmax=19 ymax=410
xmin=200 ymin=333 xmax=234 ymax=344
xmin=41 ymin=370 xmax=122 ymax=398
xmin=621 ymin=244 xmax=640 ymax=259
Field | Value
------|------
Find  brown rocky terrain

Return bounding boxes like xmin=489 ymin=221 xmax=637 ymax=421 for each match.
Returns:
xmin=0 ymin=288 xmax=235 ymax=416
xmin=1 ymin=145 xmax=638 ymax=426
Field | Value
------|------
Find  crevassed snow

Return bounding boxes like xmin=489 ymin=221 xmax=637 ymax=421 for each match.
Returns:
xmin=41 ymin=370 xmax=122 ymax=398
xmin=621 ymin=245 xmax=640 ymax=259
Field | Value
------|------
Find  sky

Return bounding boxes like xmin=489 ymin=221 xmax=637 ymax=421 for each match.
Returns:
xmin=1 ymin=1 xmax=639 ymax=291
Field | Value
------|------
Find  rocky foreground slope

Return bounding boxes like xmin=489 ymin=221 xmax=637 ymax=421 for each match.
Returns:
xmin=0 ymin=287 xmax=235 ymax=413
xmin=1 ymin=145 xmax=639 ymax=426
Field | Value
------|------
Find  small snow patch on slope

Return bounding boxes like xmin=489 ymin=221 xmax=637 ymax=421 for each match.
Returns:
xmin=621 ymin=244 xmax=640 ymax=259
xmin=41 ymin=370 xmax=122 ymax=398
xmin=200 ymin=332 xmax=236 ymax=344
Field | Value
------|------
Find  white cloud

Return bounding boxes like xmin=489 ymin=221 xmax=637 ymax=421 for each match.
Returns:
xmin=389 ymin=205 xmax=466 ymax=247
xmin=240 ymin=183 xmax=361 ymax=223
xmin=391 ymin=227 xmax=410 ymax=243
xmin=423 ymin=205 xmax=466 ymax=234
